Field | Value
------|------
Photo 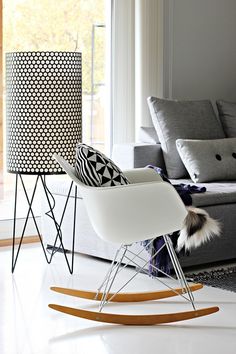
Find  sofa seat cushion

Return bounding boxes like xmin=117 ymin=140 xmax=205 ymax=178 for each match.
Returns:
xmin=46 ymin=176 xmax=236 ymax=209
xmin=171 ymin=179 xmax=236 ymax=207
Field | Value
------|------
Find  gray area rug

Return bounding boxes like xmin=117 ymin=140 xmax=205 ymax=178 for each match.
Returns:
xmin=187 ymin=266 xmax=236 ymax=293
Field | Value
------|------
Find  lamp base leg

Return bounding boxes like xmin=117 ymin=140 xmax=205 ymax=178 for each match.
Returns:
xmin=11 ymin=173 xmax=77 ymax=274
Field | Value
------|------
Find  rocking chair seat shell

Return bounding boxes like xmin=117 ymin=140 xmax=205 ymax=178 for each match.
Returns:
xmin=53 ymin=154 xmax=188 ymax=244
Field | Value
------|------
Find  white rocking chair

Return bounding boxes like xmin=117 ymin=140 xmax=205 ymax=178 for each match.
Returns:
xmin=49 ymin=154 xmax=219 ymax=325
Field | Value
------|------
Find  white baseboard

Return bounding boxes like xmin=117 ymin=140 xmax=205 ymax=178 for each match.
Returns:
xmin=0 ymin=217 xmax=41 ymax=240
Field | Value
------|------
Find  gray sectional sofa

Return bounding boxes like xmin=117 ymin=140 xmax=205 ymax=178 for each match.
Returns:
xmin=113 ymin=140 xmax=236 ymax=267
xmin=42 ymin=98 xmax=236 ymax=269
xmin=113 ymin=98 xmax=236 ymax=267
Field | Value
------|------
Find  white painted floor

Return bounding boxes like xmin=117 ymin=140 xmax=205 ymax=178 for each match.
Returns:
xmin=0 ymin=244 xmax=236 ymax=354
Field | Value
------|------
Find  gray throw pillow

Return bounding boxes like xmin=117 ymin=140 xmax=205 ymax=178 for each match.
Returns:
xmin=176 ymin=138 xmax=236 ymax=183
xmin=216 ymin=100 xmax=236 ymax=137
xmin=147 ymin=97 xmax=225 ymax=179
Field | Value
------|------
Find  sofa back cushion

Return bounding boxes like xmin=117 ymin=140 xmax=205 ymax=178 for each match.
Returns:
xmin=216 ymin=100 xmax=236 ymax=138
xmin=75 ymin=143 xmax=130 ymax=187
xmin=147 ymin=97 xmax=225 ymax=179
xmin=139 ymin=126 xmax=160 ymax=144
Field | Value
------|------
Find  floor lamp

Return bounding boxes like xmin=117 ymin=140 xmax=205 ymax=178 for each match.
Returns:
xmin=5 ymin=51 xmax=82 ymax=273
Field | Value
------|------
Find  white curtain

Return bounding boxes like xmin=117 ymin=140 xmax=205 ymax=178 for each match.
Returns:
xmin=111 ymin=0 xmax=162 ymax=145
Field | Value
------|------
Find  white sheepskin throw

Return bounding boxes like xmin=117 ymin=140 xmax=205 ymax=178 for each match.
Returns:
xmin=177 ymin=206 xmax=221 ymax=252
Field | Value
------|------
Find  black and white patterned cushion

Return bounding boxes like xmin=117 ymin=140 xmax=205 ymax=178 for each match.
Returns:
xmin=75 ymin=144 xmax=130 ymax=187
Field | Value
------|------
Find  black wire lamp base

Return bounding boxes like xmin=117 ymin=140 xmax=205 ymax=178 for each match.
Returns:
xmin=11 ymin=173 xmax=77 ymax=274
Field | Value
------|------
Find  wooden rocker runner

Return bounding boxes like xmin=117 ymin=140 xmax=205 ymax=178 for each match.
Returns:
xmin=49 ymin=304 xmax=219 ymax=326
xmin=49 ymin=282 xmax=219 ymax=325
xmin=49 ymin=155 xmax=219 ymax=325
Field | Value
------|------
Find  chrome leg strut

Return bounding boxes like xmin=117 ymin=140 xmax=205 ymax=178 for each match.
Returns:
xmin=99 ymin=245 xmax=128 ymax=311
xmin=164 ymin=234 xmax=195 ymax=310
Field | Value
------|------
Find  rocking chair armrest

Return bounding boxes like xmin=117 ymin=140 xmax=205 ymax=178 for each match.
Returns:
xmin=53 ymin=153 xmax=162 ymax=186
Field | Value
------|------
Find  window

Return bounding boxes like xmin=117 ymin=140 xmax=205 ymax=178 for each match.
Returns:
xmin=0 ymin=0 xmax=109 ymax=239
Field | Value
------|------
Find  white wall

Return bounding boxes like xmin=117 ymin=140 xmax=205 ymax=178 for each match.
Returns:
xmin=164 ymin=0 xmax=236 ymax=103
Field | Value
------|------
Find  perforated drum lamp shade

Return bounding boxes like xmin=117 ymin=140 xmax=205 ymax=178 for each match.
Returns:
xmin=6 ymin=52 xmax=82 ymax=274
xmin=6 ymin=51 xmax=82 ymax=175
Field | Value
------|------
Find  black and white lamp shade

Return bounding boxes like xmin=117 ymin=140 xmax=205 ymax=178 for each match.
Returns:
xmin=6 ymin=51 xmax=82 ymax=175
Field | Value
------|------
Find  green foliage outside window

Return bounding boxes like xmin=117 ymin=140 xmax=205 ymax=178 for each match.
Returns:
xmin=3 ymin=0 xmax=105 ymax=94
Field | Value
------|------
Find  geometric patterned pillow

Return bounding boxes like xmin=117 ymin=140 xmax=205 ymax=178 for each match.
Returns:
xmin=75 ymin=143 xmax=130 ymax=187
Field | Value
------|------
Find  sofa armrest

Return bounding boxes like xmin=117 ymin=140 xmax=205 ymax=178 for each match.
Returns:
xmin=123 ymin=168 xmax=163 ymax=184
xmin=112 ymin=143 xmax=166 ymax=171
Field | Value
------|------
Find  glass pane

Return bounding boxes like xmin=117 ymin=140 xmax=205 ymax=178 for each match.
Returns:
xmin=1 ymin=0 xmax=107 ymax=237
